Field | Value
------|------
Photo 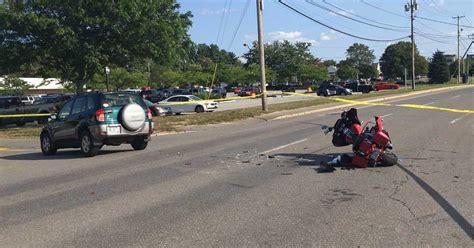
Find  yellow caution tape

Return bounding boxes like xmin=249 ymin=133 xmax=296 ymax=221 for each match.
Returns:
xmin=0 ymin=113 xmax=52 ymax=118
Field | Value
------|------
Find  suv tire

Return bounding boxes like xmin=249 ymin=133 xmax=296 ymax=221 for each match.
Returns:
xmin=80 ymin=131 xmax=100 ymax=157
xmin=131 ymin=138 xmax=148 ymax=150
xmin=120 ymin=103 xmax=146 ymax=131
xmin=41 ymin=132 xmax=57 ymax=155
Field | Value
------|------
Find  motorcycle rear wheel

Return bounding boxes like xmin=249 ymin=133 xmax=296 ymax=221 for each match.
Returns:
xmin=380 ymin=151 xmax=398 ymax=166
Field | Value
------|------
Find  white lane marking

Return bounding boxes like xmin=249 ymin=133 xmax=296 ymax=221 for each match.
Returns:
xmin=451 ymin=95 xmax=461 ymax=99
xmin=261 ymin=139 xmax=308 ymax=154
xmin=380 ymin=113 xmax=393 ymax=119
xmin=424 ymin=102 xmax=435 ymax=106
xmin=450 ymin=114 xmax=469 ymax=124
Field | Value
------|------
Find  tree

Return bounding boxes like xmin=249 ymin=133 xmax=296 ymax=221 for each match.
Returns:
xmin=358 ymin=64 xmax=378 ymax=79
xmin=297 ymin=63 xmax=329 ymax=82
xmin=323 ymin=60 xmax=337 ymax=67
xmin=428 ymin=51 xmax=450 ymax=83
xmin=346 ymin=43 xmax=375 ymax=68
xmin=336 ymin=65 xmax=359 ymax=80
xmin=243 ymin=41 xmax=316 ymax=83
xmin=0 ymin=1 xmax=193 ymax=93
xmin=380 ymin=41 xmax=429 ymax=79
xmin=89 ymin=68 xmax=148 ymax=91
xmin=0 ymin=75 xmax=32 ymax=96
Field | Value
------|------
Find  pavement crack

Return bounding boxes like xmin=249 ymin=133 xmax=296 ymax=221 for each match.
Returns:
xmin=388 ymin=175 xmax=419 ymax=221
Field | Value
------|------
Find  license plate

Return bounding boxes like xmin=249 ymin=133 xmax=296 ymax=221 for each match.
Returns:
xmin=107 ymin=126 xmax=121 ymax=134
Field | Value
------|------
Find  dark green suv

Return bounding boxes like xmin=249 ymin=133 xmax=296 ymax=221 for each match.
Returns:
xmin=40 ymin=92 xmax=154 ymax=157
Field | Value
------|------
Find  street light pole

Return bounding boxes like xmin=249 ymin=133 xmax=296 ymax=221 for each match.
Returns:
xmin=256 ymin=0 xmax=267 ymax=111
xmin=104 ymin=66 xmax=110 ymax=92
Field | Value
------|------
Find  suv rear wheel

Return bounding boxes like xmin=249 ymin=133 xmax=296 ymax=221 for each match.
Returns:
xmin=131 ymin=138 xmax=148 ymax=150
xmin=41 ymin=132 xmax=57 ymax=155
xmin=80 ymin=131 xmax=100 ymax=157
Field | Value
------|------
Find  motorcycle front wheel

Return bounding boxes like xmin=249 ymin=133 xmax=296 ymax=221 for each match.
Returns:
xmin=380 ymin=151 xmax=398 ymax=166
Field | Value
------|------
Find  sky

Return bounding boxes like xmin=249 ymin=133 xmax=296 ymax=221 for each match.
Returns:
xmin=178 ymin=0 xmax=474 ymax=62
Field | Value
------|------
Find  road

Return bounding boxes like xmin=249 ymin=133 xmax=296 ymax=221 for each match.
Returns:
xmin=217 ymin=90 xmax=316 ymax=111
xmin=0 ymin=87 xmax=473 ymax=246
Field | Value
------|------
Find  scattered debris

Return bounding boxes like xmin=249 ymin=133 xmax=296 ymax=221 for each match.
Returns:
xmin=242 ymin=160 xmax=251 ymax=163
xmin=184 ymin=162 xmax=192 ymax=166
xmin=268 ymin=155 xmax=275 ymax=159
xmin=280 ymin=172 xmax=293 ymax=175
xmin=454 ymin=176 xmax=459 ymax=178
xmin=243 ymin=150 xmax=249 ymax=153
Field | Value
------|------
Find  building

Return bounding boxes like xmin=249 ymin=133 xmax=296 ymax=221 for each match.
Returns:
xmin=327 ymin=66 xmax=337 ymax=77
xmin=443 ymin=54 xmax=456 ymax=65
xmin=372 ymin=63 xmax=382 ymax=79
xmin=0 ymin=77 xmax=66 ymax=95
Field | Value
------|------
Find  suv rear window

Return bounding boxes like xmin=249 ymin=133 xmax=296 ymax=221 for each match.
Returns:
xmin=101 ymin=93 xmax=145 ymax=107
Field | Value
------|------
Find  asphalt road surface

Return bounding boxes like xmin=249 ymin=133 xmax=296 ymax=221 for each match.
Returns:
xmin=1 ymin=87 xmax=473 ymax=247
xmin=217 ymin=90 xmax=316 ymax=111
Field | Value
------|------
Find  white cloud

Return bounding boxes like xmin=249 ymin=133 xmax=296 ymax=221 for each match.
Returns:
xmin=199 ymin=8 xmax=237 ymax=16
xmin=319 ymin=32 xmax=339 ymax=41
xmin=266 ymin=31 xmax=317 ymax=44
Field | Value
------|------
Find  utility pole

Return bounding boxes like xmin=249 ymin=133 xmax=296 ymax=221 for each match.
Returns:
xmin=405 ymin=0 xmax=417 ymax=90
xmin=453 ymin=16 xmax=465 ymax=83
xmin=256 ymin=0 xmax=267 ymax=111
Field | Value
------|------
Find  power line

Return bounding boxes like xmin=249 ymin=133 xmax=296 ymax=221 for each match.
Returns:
xmin=227 ymin=0 xmax=251 ymax=50
xmin=219 ymin=0 xmax=234 ymax=46
xmin=322 ymin=0 xmax=410 ymax=29
xmin=360 ymin=0 xmax=407 ymax=18
xmin=215 ymin=0 xmax=230 ymax=44
xmin=416 ymin=16 xmax=474 ymax=28
xmin=415 ymin=32 xmax=454 ymax=44
xmin=306 ymin=0 xmax=407 ymax=32
xmin=278 ymin=0 xmax=410 ymax=42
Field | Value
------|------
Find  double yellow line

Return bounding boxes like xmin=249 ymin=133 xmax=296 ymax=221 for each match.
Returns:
xmin=282 ymin=92 xmax=474 ymax=114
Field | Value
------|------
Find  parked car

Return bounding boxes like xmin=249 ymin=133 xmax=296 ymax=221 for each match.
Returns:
xmin=1 ymin=96 xmax=49 ymax=126
xmin=211 ymin=88 xmax=227 ymax=98
xmin=144 ymin=99 xmax=171 ymax=116
xmin=139 ymin=89 xmax=162 ymax=103
xmin=238 ymin=87 xmax=261 ymax=97
xmin=344 ymin=82 xmax=374 ymax=93
xmin=281 ymin=85 xmax=296 ymax=93
xmin=40 ymin=92 xmax=154 ymax=157
xmin=158 ymin=95 xmax=218 ymax=114
xmin=374 ymin=82 xmax=400 ymax=91
xmin=34 ymin=95 xmax=73 ymax=124
xmin=233 ymin=87 xmax=242 ymax=95
xmin=20 ymin=95 xmax=40 ymax=105
xmin=316 ymin=84 xmax=352 ymax=96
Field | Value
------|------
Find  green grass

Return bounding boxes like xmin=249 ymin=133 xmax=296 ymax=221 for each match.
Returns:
xmin=0 ymin=125 xmax=43 ymax=139
xmin=0 ymin=82 xmax=468 ymax=138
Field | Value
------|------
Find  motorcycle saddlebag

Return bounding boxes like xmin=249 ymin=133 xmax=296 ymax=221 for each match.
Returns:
xmin=332 ymin=119 xmax=350 ymax=147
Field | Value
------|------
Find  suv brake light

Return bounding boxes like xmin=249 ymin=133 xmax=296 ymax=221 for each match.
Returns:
xmin=147 ymin=107 xmax=153 ymax=119
xmin=95 ymin=108 xmax=105 ymax=122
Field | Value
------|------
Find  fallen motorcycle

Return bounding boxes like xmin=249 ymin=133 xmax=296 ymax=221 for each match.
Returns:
xmin=321 ymin=110 xmax=398 ymax=168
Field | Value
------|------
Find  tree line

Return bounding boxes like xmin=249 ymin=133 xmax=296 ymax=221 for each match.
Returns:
xmin=1 ymin=0 xmax=471 ymax=95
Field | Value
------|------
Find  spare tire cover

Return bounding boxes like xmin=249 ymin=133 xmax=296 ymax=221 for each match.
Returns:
xmin=120 ymin=103 xmax=146 ymax=131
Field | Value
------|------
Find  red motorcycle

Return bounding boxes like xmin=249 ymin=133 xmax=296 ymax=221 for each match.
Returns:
xmin=322 ymin=110 xmax=398 ymax=168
